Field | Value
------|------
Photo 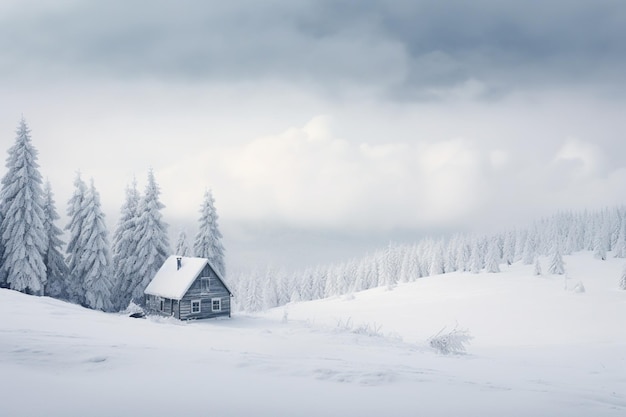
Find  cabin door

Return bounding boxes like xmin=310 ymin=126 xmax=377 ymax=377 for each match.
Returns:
xmin=171 ymin=300 xmax=177 ymax=317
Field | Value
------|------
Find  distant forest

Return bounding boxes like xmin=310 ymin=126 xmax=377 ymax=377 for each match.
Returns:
xmin=230 ymin=203 xmax=626 ymax=312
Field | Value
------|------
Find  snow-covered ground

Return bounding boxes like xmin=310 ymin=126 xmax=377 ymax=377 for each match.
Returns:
xmin=1 ymin=251 xmax=625 ymax=416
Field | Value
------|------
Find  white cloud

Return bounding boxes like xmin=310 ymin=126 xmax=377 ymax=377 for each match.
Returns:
xmin=554 ymin=139 xmax=607 ymax=178
xmin=489 ymin=150 xmax=509 ymax=169
xmin=159 ymin=117 xmax=493 ymax=231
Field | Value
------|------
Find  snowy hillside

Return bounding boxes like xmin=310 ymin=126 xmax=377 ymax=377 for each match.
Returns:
xmin=1 ymin=251 xmax=625 ymax=416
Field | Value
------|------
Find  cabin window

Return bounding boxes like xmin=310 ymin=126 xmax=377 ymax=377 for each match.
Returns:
xmin=211 ymin=298 xmax=221 ymax=312
xmin=200 ymin=277 xmax=210 ymax=294
xmin=191 ymin=300 xmax=201 ymax=313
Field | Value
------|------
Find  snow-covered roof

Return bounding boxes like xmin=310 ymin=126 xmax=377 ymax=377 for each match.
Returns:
xmin=144 ymin=256 xmax=210 ymax=300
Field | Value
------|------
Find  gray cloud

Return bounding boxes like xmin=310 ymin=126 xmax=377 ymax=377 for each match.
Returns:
xmin=2 ymin=0 xmax=626 ymax=271
xmin=1 ymin=0 xmax=625 ymax=99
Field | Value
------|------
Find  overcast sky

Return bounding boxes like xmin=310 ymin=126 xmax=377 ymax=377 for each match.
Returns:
xmin=1 ymin=0 xmax=626 ymax=271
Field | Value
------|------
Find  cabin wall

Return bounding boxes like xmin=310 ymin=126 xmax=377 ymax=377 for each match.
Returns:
xmin=145 ymin=294 xmax=180 ymax=319
xmin=179 ymin=265 xmax=231 ymax=320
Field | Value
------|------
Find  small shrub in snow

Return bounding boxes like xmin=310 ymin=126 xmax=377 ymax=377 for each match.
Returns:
xmin=428 ymin=326 xmax=473 ymax=355
xmin=335 ymin=317 xmax=384 ymax=338
xmin=122 ymin=301 xmax=145 ymax=315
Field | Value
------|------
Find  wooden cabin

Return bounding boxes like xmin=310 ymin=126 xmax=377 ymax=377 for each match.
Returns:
xmin=144 ymin=255 xmax=232 ymax=320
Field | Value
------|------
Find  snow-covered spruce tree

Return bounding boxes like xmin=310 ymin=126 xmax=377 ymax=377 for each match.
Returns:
xmin=175 ymin=229 xmax=191 ymax=256
xmin=614 ymin=219 xmax=626 ymax=258
xmin=620 ymin=264 xmax=626 ymax=290
xmin=111 ymin=179 xmax=141 ymax=310
xmin=522 ymin=228 xmax=537 ymax=265
xmin=42 ymin=181 xmax=69 ymax=299
xmin=80 ymin=179 xmax=114 ymax=311
xmin=548 ymin=244 xmax=565 ymax=275
xmin=429 ymin=240 xmax=445 ymax=276
xmin=502 ymin=230 xmax=515 ymax=266
xmin=0 ymin=209 xmax=4 ymax=288
xmin=65 ymin=173 xmax=89 ymax=305
xmin=593 ymin=220 xmax=610 ymax=260
xmin=399 ymin=246 xmax=419 ymax=283
xmin=246 ymin=271 xmax=263 ymax=312
xmin=485 ymin=236 xmax=501 ymax=273
xmin=533 ymin=257 xmax=542 ymax=276
xmin=132 ymin=169 xmax=170 ymax=305
xmin=193 ymin=189 xmax=225 ymax=276
xmin=0 ymin=118 xmax=47 ymax=295
xmin=455 ymin=237 xmax=470 ymax=271
xmin=469 ymin=237 xmax=482 ymax=273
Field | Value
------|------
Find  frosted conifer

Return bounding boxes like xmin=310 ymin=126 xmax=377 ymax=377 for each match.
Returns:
xmin=548 ymin=244 xmax=565 ymax=275
xmin=429 ymin=240 xmax=445 ymax=277
xmin=80 ymin=179 xmax=114 ymax=311
xmin=614 ymin=220 xmax=626 ymax=258
xmin=65 ymin=173 xmax=88 ymax=304
xmin=533 ymin=257 xmax=542 ymax=276
xmin=620 ymin=264 xmax=626 ymax=290
xmin=594 ymin=222 xmax=609 ymax=260
xmin=522 ymin=229 xmax=536 ymax=265
xmin=132 ymin=169 xmax=170 ymax=305
xmin=502 ymin=230 xmax=515 ymax=265
xmin=0 ymin=118 xmax=47 ymax=295
xmin=193 ymin=189 xmax=225 ymax=276
xmin=111 ymin=179 xmax=141 ymax=310
xmin=485 ymin=237 xmax=501 ymax=273
xmin=42 ymin=181 xmax=69 ymax=299
xmin=469 ymin=238 xmax=482 ymax=273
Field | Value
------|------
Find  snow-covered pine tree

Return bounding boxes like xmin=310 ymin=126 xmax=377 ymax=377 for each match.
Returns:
xmin=548 ymin=244 xmax=565 ymax=275
xmin=132 ymin=169 xmax=170 ymax=305
xmin=444 ymin=237 xmax=458 ymax=273
xmin=485 ymin=236 xmax=501 ymax=273
xmin=469 ymin=237 xmax=482 ymax=273
xmin=399 ymin=246 xmax=420 ymax=283
xmin=455 ymin=236 xmax=471 ymax=271
xmin=522 ymin=228 xmax=537 ymax=265
xmin=175 ymin=229 xmax=191 ymax=256
xmin=65 ymin=173 xmax=89 ymax=305
xmin=193 ymin=189 xmax=225 ymax=276
xmin=262 ymin=268 xmax=280 ymax=310
xmin=311 ymin=265 xmax=327 ymax=300
xmin=246 ymin=271 xmax=263 ymax=312
xmin=0 ymin=118 xmax=47 ymax=295
xmin=502 ymin=230 xmax=515 ymax=265
xmin=593 ymin=219 xmax=610 ymax=260
xmin=614 ymin=219 xmax=626 ymax=258
xmin=80 ymin=179 xmax=114 ymax=311
xmin=534 ymin=257 xmax=542 ymax=276
xmin=429 ymin=240 xmax=445 ymax=276
xmin=277 ymin=270 xmax=292 ymax=305
xmin=111 ymin=179 xmax=141 ymax=310
xmin=299 ymin=268 xmax=315 ymax=301
xmin=42 ymin=181 xmax=69 ymax=299
xmin=620 ymin=263 xmax=626 ymax=290
xmin=0 ymin=209 xmax=4 ymax=288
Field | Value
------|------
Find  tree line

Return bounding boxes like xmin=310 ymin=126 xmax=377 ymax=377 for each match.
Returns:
xmin=230 ymin=206 xmax=626 ymax=312
xmin=0 ymin=118 xmax=225 ymax=311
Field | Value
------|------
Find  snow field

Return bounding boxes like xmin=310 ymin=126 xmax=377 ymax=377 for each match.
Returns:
xmin=1 ymin=251 xmax=625 ymax=416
